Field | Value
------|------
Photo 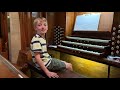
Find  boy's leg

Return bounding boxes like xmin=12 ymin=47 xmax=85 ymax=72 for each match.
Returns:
xmin=47 ymin=58 xmax=66 ymax=71
xmin=47 ymin=58 xmax=73 ymax=71
xmin=61 ymin=61 xmax=73 ymax=71
xmin=64 ymin=62 xmax=73 ymax=71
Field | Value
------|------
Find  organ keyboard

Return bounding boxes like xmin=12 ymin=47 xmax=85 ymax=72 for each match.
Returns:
xmin=58 ymin=45 xmax=102 ymax=56
xmin=57 ymin=35 xmax=111 ymax=60
xmin=66 ymin=36 xmax=110 ymax=46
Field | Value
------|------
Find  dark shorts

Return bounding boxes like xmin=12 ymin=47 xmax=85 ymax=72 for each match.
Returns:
xmin=47 ymin=58 xmax=66 ymax=71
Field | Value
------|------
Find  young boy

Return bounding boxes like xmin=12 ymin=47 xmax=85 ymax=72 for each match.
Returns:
xmin=30 ymin=17 xmax=73 ymax=78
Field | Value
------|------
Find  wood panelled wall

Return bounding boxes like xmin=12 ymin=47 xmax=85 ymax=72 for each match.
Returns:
xmin=54 ymin=12 xmax=66 ymax=28
xmin=0 ymin=12 xmax=8 ymax=51
xmin=0 ymin=12 xmax=8 ymax=59
xmin=19 ymin=12 xmax=33 ymax=50
xmin=46 ymin=12 xmax=55 ymax=45
xmin=46 ymin=12 xmax=66 ymax=45
xmin=66 ymin=12 xmax=75 ymax=36
xmin=112 ymin=12 xmax=120 ymax=27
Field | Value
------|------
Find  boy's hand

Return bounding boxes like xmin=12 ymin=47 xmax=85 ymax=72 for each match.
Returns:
xmin=46 ymin=71 xmax=59 ymax=78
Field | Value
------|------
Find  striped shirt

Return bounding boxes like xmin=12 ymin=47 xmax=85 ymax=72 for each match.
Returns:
xmin=30 ymin=34 xmax=52 ymax=68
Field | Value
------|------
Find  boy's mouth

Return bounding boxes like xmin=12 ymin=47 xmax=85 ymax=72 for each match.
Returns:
xmin=41 ymin=29 xmax=45 ymax=31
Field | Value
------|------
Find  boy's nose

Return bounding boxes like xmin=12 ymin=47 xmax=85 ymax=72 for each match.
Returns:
xmin=41 ymin=27 xmax=44 ymax=29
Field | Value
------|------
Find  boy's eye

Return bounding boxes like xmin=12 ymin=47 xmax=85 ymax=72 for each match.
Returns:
xmin=44 ymin=23 xmax=47 ymax=26
xmin=38 ymin=24 xmax=41 ymax=26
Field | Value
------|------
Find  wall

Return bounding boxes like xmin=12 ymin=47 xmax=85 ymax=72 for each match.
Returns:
xmin=46 ymin=12 xmax=66 ymax=45
xmin=46 ymin=12 xmax=55 ymax=45
xmin=66 ymin=12 xmax=75 ymax=36
xmin=8 ymin=12 xmax=21 ymax=64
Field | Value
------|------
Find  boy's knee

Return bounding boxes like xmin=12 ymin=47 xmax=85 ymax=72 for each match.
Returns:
xmin=68 ymin=63 xmax=72 ymax=67
xmin=65 ymin=63 xmax=73 ymax=71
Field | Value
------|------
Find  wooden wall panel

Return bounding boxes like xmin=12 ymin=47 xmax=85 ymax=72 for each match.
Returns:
xmin=112 ymin=12 xmax=120 ymax=27
xmin=46 ymin=12 xmax=66 ymax=45
xmin=19 ymin=12 xmax=27 ymax=50
xmin=46 ymin=12 xmax=55 ymax=45
xmin=26 ymin=12 xmax=33 ymax=48
xmin=19 ymin=12 xmax=33 ymax=50
xmin=0 ymin=12 xmax=8 ymax=43
xmin=66 ymin=12 xmax=75 ymax=36
xmin=99 ymin=12 xmax=114 ymax=32
xmin=55 ymin=12 xmax=66 ymax=28
xmin=0 ymin=38 xmax=2 ymax=52
xmin=0 ymin=12 xmax=8 ymax=51
xmin=0 ymin=12 xmax=9 ymax=60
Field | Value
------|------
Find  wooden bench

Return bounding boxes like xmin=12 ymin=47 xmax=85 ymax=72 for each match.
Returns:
xmin=17 ymin=50 xmax=86 ymax=78
xmin=27 ymin=60 xmax=86 ymax=78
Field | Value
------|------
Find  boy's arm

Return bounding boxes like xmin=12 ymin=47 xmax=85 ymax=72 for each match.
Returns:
xmin=34 ymin=52 xmax=59 ymax=78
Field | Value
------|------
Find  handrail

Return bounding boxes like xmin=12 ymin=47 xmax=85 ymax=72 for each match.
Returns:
xmin=0 ymin=55 xmax=28 ymax=78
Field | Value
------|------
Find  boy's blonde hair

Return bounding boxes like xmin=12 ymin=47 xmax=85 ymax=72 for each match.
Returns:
xmin=33 ymin=17 xmax=47 ymax=29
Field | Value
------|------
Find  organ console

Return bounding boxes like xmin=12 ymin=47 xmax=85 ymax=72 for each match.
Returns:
xmin=48 ymin=13 xmax=120 ymax=70
xmin=51 ymin=14 xmax=112 ymax=62
xmin=57 ymin=33 xmax=111 ymax=61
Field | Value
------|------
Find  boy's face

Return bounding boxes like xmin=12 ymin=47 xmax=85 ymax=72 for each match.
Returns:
xmin=35 ymin=20 xmax=48 ymax=34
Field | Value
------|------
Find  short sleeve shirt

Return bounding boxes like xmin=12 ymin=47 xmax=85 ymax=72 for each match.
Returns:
xmin=30 ymin=34 xmax=52 ymax=68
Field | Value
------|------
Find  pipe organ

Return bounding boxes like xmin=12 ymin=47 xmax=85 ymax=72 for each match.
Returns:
xmin=52 ymin=13 xmax=112 ymax=61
